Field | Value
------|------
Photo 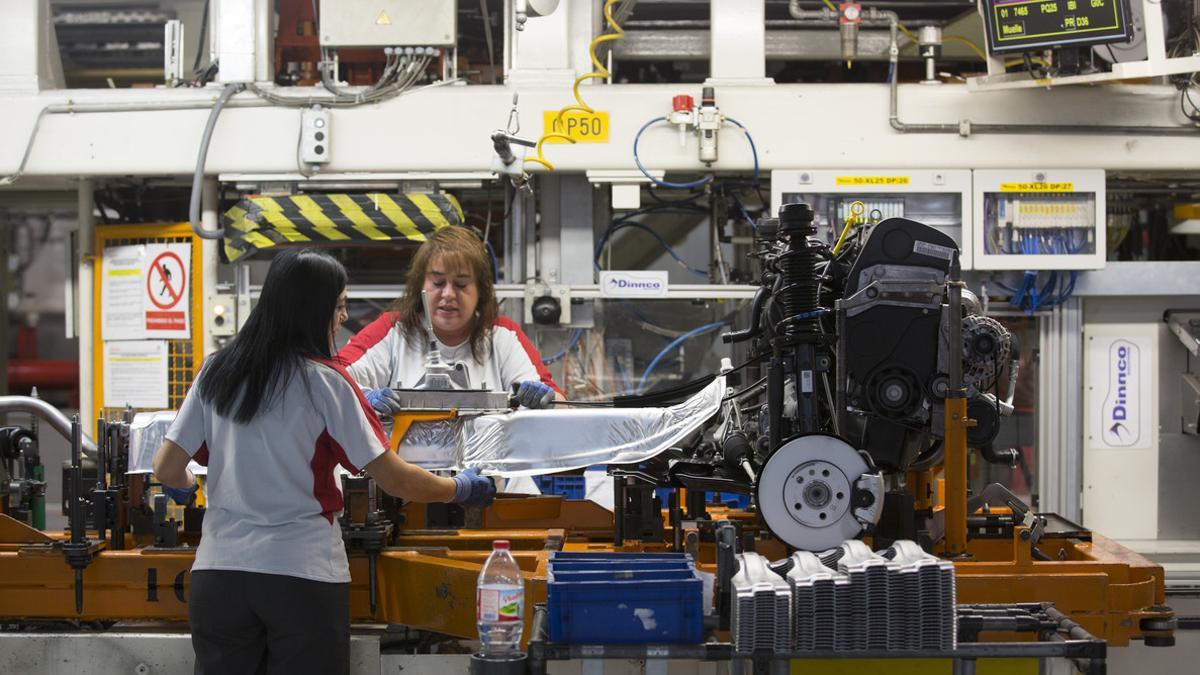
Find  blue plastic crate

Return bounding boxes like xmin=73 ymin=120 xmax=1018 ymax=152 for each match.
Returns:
xmin=532 ymin=474 xmax=587 ymax=500
xmin=650 ymin=489 xmax=750 ymax=509
xmin=715 ymin=492 xmax=751 ymax=509
xmin=547 ymin=552 xmax=703 ymax=645
xmin=550 ymin=568 xmax=696 ymax=582
xmin=550 ymin=552 xmax=687 ymax=561
xmin=550 ymin=560 xmax=693 ymax=573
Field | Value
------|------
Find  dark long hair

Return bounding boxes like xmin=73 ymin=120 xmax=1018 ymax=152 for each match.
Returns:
xmin=198 ymin=248 xmax=347 ymax=423
xmin=392 ymin=226 xmax=497 ymax=362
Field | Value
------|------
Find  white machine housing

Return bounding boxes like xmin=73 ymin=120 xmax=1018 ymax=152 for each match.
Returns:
xmin=319 ymin=0 xmax=457 ymax=48
xmin=971 ymin=169 xmax=1106 ymax=271
xmin=771 ymin=169 xmax=974 ymax=270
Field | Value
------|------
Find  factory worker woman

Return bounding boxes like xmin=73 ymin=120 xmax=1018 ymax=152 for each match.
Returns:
xmin=152 ymin=248 xmax=494 ymax=675
xmin=339 ymin=225 xmax=561 ymax=413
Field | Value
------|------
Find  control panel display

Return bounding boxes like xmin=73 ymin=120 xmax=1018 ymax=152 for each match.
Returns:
xmin=982 ymin=0 xmax=1133 ymax=54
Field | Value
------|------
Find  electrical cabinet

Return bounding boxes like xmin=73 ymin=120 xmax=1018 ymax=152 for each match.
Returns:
xmin=319 ymin=0 xmax=456 ymax=48
xmin=971 ymin=169 xmax=1106 ymax=270
xmin=771 ymin=169 xmax=973 ymax=269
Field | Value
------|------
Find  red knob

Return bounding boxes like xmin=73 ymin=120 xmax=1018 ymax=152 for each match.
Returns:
xmin=672 ymin=95 xmax=694 ymax=112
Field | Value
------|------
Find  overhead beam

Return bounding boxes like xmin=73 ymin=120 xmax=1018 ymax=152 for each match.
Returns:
xmin=2 ymin=82 xmax=1199 ymax=181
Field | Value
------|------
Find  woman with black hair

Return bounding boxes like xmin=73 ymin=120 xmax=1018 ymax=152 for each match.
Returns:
xmin=153 ymin=248 xmax=494 ymax=675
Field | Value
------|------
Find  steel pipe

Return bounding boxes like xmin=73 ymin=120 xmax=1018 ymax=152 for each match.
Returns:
xmin=0 ymin=396 xmax=98 ymax=457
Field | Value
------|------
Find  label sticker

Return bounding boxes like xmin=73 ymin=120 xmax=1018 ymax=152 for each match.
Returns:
xmin=1000 ymin=182 xmax=1074 ymax=192
xmin=543 ymin=110 xmax=610 ymax=143
xmin=912 ymin=240 xmax=956 ymax=261
xmin=477 ymin=585 xmax=523 ymax=622
xmin=600 ymin=271 xmax=669 ymax=298
xmin=835 ymin=175 xmax=911 ymax=186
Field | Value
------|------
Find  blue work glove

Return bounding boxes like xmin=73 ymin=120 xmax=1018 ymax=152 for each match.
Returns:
xmin=513 ymin=380 xmax=555 ymax=409
xmin=365 ymin=387 xmax=404 ymax=417
xmin=163 ymin=482 xmax=198 ymax=506
xmin=450 ymin=468 xmax=496 ymax=507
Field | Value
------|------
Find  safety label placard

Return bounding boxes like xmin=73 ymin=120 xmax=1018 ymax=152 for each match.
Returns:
xmin=1000 ymin=182 xmax=1074 ymax=193
xmin=835 ymin=176 xmax=910 ymax=186
xmin=101 ymin=243 xmax=191 ymax=340
xmin=542 ymin=110 xmax=609 ymax=143
xmin=103 ymin=340 xmax=169 ymax=409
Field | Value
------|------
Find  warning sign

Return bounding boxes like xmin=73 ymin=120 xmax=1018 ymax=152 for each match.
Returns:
xmin=145 ymin=251 xmax=187 ymax=332
xmin=101 ymin=243 xmax=191 ymax=340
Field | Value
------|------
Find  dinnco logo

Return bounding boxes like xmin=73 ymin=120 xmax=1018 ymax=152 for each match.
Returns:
xmin=1101 ymin=339 xmax=1139 ymax=447
xmin=599 ymin=271 xmax=669 ymax=298
xmin=608 ymin=277 xmax=663 ymax=291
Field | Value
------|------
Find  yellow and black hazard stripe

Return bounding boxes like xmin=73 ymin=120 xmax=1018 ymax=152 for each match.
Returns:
xmin=221 ymin=192 xmax=465 ymax=261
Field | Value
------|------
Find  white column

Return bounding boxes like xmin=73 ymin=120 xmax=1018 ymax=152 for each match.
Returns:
xmin=507 ymin=0 xmax=594 ymax=87
xmin=200 ymin=179 xmax=220 ymax=358
xmin=77 ymin=180 xmax=95 ymax=430
xmin=212 ymin=0 xmax=270 ymax=83
xmin=0 ymin=0 xmax=64 ymax=92
xmin=709 ymin=0 xmax=771 ymax=84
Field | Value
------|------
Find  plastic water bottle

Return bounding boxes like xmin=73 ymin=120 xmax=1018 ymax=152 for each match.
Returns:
xmin=477 ymin=540 xmax=524 ymax=655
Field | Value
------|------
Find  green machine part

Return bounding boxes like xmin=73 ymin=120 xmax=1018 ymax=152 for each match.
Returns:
xmin=31 ymin=463 xmax=45 ymax=530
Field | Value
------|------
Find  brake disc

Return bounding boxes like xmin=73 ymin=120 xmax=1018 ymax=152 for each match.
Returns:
xmin=757 ymin=434 xmax=880 ymax=551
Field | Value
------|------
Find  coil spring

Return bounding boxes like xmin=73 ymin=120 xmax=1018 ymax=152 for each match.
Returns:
xmin=777 ymin=202 xmax=821 ymax=334
xmin=777 ymin=245 xmax=820 ymax=332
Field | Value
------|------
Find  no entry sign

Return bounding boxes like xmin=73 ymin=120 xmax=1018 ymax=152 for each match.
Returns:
xmin=101 ymin=243 xmax=192 ymax=340
xmin=145 ymin=250 xmax=187 ymax=332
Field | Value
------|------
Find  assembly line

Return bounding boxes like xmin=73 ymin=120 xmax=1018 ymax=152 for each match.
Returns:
xmin=1 ymin=1 xmax=1199 ymax=674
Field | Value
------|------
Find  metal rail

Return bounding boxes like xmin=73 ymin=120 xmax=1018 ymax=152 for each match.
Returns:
xmin=526 ymin=602 xmax=1107 ymax=675
xmin=252 ymin=283 xmax=760 ymax=301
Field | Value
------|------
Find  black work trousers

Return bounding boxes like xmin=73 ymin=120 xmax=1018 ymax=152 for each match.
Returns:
xmin=189 ymin=569 xmax=350 ymax=675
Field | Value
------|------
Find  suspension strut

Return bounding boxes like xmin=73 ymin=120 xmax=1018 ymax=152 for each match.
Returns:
xmin=773 ymin=202 xmax=824 ymax=440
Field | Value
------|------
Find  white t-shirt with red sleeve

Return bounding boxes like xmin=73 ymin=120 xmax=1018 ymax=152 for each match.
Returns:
xmin=338 ymin=312 xmax=561 ymax=395
xmin=165 ymin=357 xmax=387 ymax=584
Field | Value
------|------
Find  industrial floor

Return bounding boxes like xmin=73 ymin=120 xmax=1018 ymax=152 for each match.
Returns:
xmin=1 ymin=629 xmax=1196 ymax=675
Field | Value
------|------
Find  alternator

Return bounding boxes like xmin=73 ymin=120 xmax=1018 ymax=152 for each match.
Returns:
xmin=962 ymin=315 xmax=1011 ymax=391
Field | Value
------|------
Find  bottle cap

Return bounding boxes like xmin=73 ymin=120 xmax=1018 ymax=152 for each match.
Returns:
xmin=493 ymin=540 xmax=510 ymax=550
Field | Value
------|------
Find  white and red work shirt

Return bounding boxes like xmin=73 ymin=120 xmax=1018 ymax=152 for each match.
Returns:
xmin=338 ymin=313 xmax=560 ymax=395
xmin=165 ymin=358 xmax=387 ymax=584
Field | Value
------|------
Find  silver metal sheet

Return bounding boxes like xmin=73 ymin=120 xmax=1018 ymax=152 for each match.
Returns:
xmin=391 ymin=389 xmax=510 ymax=412
xmin=460 ymin=376 xmax=726 ymax=477
xmin=396 ymin=417 xmax=463 ymax=469
xmin=127 ymin=379 xmax=723 ymax=479
xmin=127 ymin=410 xmax=207 ymax=476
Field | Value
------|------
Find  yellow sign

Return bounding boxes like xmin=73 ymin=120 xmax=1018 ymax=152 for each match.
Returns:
xmin=1000 ymin=182 xmax=1074 ymax=192
xmin=835 ymin=176 xmax=911 ymax=186
xmin=376 ymin=10 xmax=391 ymax=25
xmin=542 ymin=111 xmax=610 ymax=144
